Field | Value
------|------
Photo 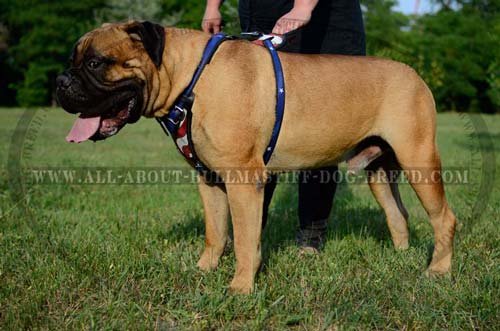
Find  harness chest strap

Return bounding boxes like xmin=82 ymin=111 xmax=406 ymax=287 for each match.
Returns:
xmin=157 ymin=33 xmax=286 ymax=173
xmin=262 ymin=38 xmax=285 ymax=164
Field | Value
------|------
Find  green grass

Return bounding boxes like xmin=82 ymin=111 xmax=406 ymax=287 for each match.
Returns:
xmin=1 ymin=108 xmax=499 ymax=330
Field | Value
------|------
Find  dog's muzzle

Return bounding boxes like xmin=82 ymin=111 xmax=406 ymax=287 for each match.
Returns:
xmin=56 ymin=71 xmax=143 ymax=143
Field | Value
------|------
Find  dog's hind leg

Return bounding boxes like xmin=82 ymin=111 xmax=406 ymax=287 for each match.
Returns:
xmin=402 ymin=147 xmax=456 ymax=275
xmin=366 ymin=160 xmax=409 ymax=249
xmin=384 ymin=125 xmax=456 ymax=274
xmin=379 ymin=83 xmax=456 ymax=275
xmin=197 ymin=176 xmax=230 ymax=271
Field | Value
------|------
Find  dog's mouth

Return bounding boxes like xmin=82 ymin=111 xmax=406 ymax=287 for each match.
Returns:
xmin=66 ymin=97 xmax=138 ymax=143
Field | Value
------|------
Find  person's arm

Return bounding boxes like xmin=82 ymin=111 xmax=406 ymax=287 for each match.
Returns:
xmin=202 ymin=0 xmax=223 ymax=34
xmin=272 ymin=0 xmax=319 ymax=34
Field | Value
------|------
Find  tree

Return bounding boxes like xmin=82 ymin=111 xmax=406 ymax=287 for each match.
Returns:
xmin=0 ymin=0 xmax=497 ymax=112
xmin=361 ymin=0 xmax=499 ymax=112
xmin=410 ymin=1 xmax=500 ymax=112
xmin=431 ymin=0 xmax=500 ymax=14
xmin=95 ymin=0 xmax=182 ymax=26
xmin=0 ymin=6 xmax=19 ymax=106
xmin=1 ymin=0 xmax=106 ymax=106
xmin=362 ymin=0 xmax=411 ymax=61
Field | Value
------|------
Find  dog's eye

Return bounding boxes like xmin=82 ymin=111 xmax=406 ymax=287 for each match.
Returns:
xmin=87 ymin=59 xmax=101 ymax=69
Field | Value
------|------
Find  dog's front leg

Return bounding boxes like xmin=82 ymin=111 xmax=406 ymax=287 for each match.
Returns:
xmin=225 ymin=176 xmax=265 ymax=294
xmin=197 ymin=175 xmax=230 ymax=271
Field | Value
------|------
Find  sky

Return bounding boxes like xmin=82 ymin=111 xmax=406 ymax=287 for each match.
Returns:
xmin=394 ymin=0 xmax=437 ymax=14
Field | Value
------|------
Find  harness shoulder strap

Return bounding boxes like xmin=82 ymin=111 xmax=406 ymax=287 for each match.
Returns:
xmin=184 ymin=33 xmax=231 ymax=97
xmin=157 ymin=33 xmax=231 ymax=173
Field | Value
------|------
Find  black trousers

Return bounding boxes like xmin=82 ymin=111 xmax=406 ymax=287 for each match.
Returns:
xmin=239 ymin=0 xmax=366 ymax=55
xmin=239 ymin=0 xmax=366 ymax=229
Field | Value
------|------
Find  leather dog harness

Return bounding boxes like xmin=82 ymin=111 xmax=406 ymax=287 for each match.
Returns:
xmin=156 ymin=33 xmax=286 ymax=174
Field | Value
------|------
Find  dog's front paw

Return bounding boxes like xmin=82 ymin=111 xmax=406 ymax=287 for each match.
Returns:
xmin=425 ymin=252 xmax=452 ymax=278
xmin=229 ymin=277 xmax=254 ymax=294
xmin=197 ymin=247 xmax=222 ymax=271
xmin=393 ymin=239 xmax=409 ymax=250
xmin=424 ymin=265 xmax=451 ymax=278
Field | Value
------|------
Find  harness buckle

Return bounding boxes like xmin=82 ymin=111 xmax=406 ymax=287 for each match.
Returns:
xmin=240 ymin=31 xmax=263 ymax=41
xmin=167 ymin=105 xmax=187 ymax=126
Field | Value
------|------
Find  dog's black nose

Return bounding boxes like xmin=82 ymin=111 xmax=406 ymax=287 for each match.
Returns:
xmin=56 ymin=74 xmax=71 ymax=88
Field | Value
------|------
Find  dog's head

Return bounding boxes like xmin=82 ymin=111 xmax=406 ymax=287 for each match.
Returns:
xmin=56 ymin=21 xmax=165 ymax=142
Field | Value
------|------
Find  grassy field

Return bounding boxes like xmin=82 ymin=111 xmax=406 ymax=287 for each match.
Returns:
xmin=1 ymin=108 xmax=499 ymax=330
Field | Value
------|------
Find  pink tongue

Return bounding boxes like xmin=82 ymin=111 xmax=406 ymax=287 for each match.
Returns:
xmin=66 ymin=117 xmax=101 ymax=143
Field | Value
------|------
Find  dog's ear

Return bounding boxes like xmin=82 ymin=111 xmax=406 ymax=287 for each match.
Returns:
xmin=125 ymin=21 xmax=165 ymax=68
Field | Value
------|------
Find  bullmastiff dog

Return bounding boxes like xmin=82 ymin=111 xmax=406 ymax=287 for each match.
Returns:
xmin=56 ymin=21 xmax=456 ymax=293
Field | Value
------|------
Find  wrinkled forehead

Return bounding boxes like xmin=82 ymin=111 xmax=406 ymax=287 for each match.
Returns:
xmin=71 ymin=24 xmax=132 ymax=65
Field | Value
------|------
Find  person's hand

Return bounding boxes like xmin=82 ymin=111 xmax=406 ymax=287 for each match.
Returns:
xmin=202 ymin=7 xmax=222 ymax=34
xmin=272 ymin=6 xmax=312 ymax=35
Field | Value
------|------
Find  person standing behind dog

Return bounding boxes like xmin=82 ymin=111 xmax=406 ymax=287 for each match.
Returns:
xmin=202 ymin=0 xmax=366 ymax=252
